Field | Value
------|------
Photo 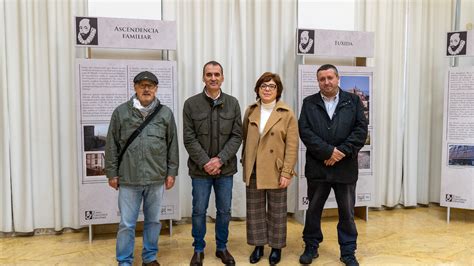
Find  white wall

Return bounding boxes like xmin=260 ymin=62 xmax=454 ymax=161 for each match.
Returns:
xmin=298 ymin=0 xmax=355 ymax=30
xmin=297 ymin=0 xmax=357 ymax=66
xmin=88 ymin=0 xmax=161 ymax=20
xmin=86 ymin=0 xmax=163 ymax=60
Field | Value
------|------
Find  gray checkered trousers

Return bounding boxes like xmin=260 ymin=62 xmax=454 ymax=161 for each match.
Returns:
xmin=246 ymin=174 xmax=288 ymax=248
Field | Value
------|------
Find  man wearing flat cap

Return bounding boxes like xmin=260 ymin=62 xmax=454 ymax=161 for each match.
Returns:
xmin=105 ymin=71 xmax=179 ymax=266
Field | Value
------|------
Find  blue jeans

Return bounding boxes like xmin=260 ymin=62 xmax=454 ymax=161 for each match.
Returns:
xmin=116 ymin=184 xmax=164 ymax=266
xmin=191 ymin=176 xmax=233 ymax=252
xmin=303 ymin=181 xmax=357 ymax=257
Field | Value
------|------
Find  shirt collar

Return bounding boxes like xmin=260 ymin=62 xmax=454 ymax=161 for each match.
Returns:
xmin=321 ymin=90 xmax=340 ymax=102
xmin=204 ymin=87 xmax=221 ymax=100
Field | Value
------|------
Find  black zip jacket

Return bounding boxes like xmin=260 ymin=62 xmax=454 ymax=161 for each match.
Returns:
xmin=298 ymin=89 xmax=368 ymax=183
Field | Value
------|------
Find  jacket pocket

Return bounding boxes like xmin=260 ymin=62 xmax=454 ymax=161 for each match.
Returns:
xmin=335 ymin=104 xmax=355 ymax=138
xmin=146 ymin=123 xmax=167 ymax=155
xmin=191 ymin=113 xmax=209 ymax=135
xmin=276 ymin=158 xmax=283 ymax=172
xmin=219 ymin=112 xmax=235 ymax=135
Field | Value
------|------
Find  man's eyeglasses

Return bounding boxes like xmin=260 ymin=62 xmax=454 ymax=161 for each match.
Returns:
xmin=260 ymin=84 xmax=277 ymax=91
xmin=137 ymin=83 xmax=156 ymax=90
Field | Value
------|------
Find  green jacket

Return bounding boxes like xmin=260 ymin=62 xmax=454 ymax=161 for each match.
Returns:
xmin=183 ymin=89 xmax=242 ymax=177
xmin=105 ymin=98 xmax=179 ymax=186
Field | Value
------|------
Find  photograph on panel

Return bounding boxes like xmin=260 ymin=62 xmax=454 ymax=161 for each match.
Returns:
xmin=448 ymin=144 xmax=474 ymax=167
xmin=340 ymin=75 xmax=370 ymax=123
xmin=76 ymin=17 xmax=98 ymax=45
xmin=446 ymin=31 xmax=467 ymax=56
xmin=83 ymin=124 xmax=108 ymax=152
xmin=297 ymin=29 xmax=315 ymax=55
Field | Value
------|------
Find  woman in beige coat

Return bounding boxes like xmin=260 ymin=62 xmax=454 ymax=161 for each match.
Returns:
xmin=242 ymin=72 xmax=299 ymax=265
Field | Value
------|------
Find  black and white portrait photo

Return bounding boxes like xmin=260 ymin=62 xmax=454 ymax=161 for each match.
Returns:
xmin=297 ymin=29 xmax=315 ymax=54
xmin=446 ymin=31 xmax=467 ymax=56
xmin=76 ymin=17 xmax=98 ymax=46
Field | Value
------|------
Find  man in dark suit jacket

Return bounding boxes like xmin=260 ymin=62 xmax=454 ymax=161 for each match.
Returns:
xmin=298 ymin=64 xmax=368 ymax=266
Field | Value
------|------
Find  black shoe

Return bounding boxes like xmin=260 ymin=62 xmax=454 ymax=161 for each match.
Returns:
xmin=269 ymin=248 xmax=281 ymax=265
xmin=142 ymin=260 xmax=160 ymax=266
xmin=340 ymin=255 xmax=359 ymax=266
xmin=249 ymin=246 xmax=264 ymax=264
xmin=190 ymin=252 xmax=204 ymax=266
xmin=299 ymin=244 xmax=318 ymax=264
xmin=215 ymin=249 xmax=236 ymax=265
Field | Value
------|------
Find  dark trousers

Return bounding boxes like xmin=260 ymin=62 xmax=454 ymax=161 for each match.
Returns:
xmin=303 ymin=180 xmax=357 ymax=257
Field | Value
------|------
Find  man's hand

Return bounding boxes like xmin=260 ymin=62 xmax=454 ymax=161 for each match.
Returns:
xmin=324 ymin=158 xmax=337 ymax=166
xmin=108 ymin=177 xmax=119 ymax=190
xmin=165 ymin=176 xmax=175 ymax=190
xmin=204 ymin=157 xmax=223 ymax=175
xmin=324 ymin=148 xmax=346 ymax=166
xmin=279 ymin=176 xmax=291 ymax=188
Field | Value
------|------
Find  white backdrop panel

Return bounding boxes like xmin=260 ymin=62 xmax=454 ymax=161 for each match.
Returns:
xmin=76 ymin=59 xmax=179 ymax=225
xmin=440 ymin=67 xmax=474 ymax=210
xmin=297 ymin=65 xmax=375 ymax=210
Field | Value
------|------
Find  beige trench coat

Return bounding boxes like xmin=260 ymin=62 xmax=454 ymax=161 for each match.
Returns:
xmin=242 ymin=100 xmax=299 ymax=189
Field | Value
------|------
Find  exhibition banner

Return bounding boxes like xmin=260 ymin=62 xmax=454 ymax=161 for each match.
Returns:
xmin=75 ymin=16 xmax=176 ymax=50
xmin=440 ymin=67 xmax=474 ymax=210
xmin=296 ymin=29 xmax=374 ymax=57
xmin=297 ymin=65 xmax=375 ymax=210
xmin=446 ymin=30 xmax=474 ymax=57
xmin=76 ymin=59 xmax=179 ymax=225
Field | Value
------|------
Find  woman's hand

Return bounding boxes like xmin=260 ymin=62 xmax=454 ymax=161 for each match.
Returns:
xmin=279 ymin=176 xmax=291 ymax=188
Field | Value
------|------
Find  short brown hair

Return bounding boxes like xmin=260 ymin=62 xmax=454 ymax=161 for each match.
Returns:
xmin=254 ymin=72 xmax=283 ymax=101
xmin=317 ymin=64 xmax=339 ymax=77
xmin=202 ymin=60 xmax=223 ymax=77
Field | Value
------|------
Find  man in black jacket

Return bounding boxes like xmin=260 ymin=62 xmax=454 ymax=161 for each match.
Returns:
xmin=298 ymin=64 xmax=368 ymax=266
xmin=183 ymin=61 xmax=242 ymax=266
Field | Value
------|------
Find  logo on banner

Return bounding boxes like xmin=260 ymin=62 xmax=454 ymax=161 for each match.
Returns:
xmin=446 ymin=31 xmax=467 ymax=56
xmin=161 ymin=205 xmax=175 ymax=215
xmin=85 ymin=210 xmax=107 ymax=220
xmin=357 ymin=193 xmax=371 ymax=202
xmin=445 ymin=194 xmax=453 ymax=202
xmin=297 ymin=29 xmax=315 ymax=54
xmin=85 ymin=211 xmax=94 ymax=220
xmin=445 ymin=193 xmax=467 ymax=204
xmin=302 ymin=196 xmax=309 ymax=206
xmin=76 ymin=17 xmax=99 ymax=46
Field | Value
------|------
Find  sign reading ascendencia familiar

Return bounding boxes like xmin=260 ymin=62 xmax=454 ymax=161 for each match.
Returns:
xmin=75 ymin=16 xmax=176 ymax=50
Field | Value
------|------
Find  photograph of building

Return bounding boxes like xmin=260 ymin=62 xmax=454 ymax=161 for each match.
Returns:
xmin=85 ymin=152 xmax=106 ymax=176
xmin=358 ymin=150 xmax=371 ymax=170
xmin=340 ymin=75 xmax=370 ymax=122
xmin=83 ymin=125 xmax=107 ymax=151
xmin=448 ymin=145 xmax=474 ymax=166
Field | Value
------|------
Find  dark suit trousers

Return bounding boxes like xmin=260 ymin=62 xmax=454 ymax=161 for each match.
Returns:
xmin=303 ymin=180 xmax=357 ymax=257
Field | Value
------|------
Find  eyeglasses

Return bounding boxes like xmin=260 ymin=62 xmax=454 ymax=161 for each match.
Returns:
xmin=260 ymin=84 xmax=277 ymax=91
xmin=137 ymin=83 xmax=156 ymax=90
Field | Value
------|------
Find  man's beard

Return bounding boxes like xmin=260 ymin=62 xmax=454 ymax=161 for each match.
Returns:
xmin=78 ymin=27 xmax=96 ymax=44
xmin=448 ymin=39 xmax=465 ymax=55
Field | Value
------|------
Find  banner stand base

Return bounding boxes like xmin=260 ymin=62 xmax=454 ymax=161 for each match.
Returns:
xmin=89 ymin=224 xmax=93 ymax=244
xmin=168 ymin=219 xmax=173 ymax=237
xmin=447 ymin=207 xmax=451 ymax=224
xmin=354 ymin=206 xmax=369 ymax=221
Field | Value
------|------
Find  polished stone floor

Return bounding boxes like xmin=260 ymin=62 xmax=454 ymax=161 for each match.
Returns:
xmin=0 ymin=205 xmax=472 ymax=265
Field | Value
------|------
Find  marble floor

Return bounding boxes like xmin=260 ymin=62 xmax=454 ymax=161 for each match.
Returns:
xmin=0 ymin=205 xmax=472 ymax=265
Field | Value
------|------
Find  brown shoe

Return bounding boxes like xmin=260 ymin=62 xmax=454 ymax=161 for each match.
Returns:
xmin=215 ymin=249 xmax=235 ymax=265
xmin=142 ymin=260 xmax=160 ymax=266
xmin=190 ymin=252 xmax=204 ymax=266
